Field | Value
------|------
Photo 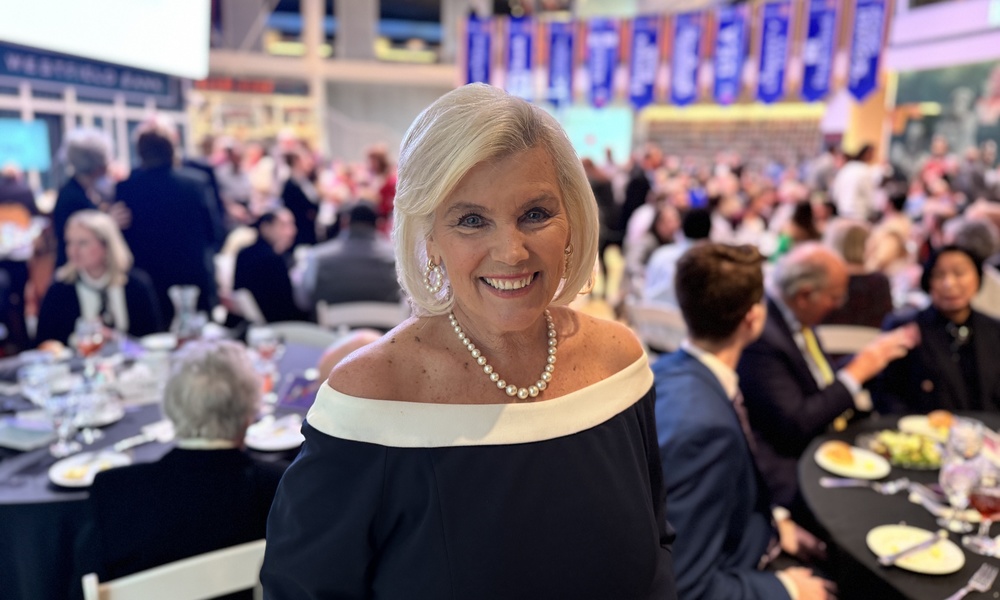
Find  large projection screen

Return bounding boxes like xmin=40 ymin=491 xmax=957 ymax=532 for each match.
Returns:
xmin=0 ymin=0 xmax=210 ymax=79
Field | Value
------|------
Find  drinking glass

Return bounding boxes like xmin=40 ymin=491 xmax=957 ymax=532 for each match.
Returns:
xmin=948 ymin=417 xmax=985 ymax=460
xmin=247 ymin=327 xmax=283 ymax=405
xmin=17 ymin=361 xmax=52 ymax=407
xmin=939 ymin=459 xmax=979 ymax=533
xmin=46 ymin=393 xmax=81 ymax=458
xmin=963 ymin=460 xmax=1000 ymax=556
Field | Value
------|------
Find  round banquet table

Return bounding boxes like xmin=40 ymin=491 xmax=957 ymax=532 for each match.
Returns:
xmin=800 ymin=412 xmax=1000 ymax=600
xmin=0 ymin=342 xmax=324 ymax=600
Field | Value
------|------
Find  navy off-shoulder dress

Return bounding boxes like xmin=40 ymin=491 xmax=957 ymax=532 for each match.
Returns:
xmin=261 ymin=357 xmax=676 ymax=599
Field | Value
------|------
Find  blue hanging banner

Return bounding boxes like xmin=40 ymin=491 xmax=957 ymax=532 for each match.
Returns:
xmin=802 ymin=0 xmax=838 ymax=102
xmin=713 ymin=5 xmax=747 ymax=105
xmin=548 ymin=21 xmax=574 ymax=107
xmin=848 ymin=0 xmax=885 ymax=101
xmin=629 ymin=15 xmax=660 ymax=110
xmin=466 ymin=14 xmax=491 ymax=84
xmin=757 ymin=1 xmax=791 ymax=104
xmin=671 ymin=12 xmax=703 ymax=106
xmin=506 ymin=16 xmax=534 ymax=99
xmin=587 ymin=18 xmax=619 ymax=108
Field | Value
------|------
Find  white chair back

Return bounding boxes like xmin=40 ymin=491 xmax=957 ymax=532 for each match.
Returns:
xmin=814 ymin=324 xmax=881 ymax=355
xmin=251 ymin=321 xmax=341 ymax=349
xmin=232 ymin=289 xmax=267 ymax=325
xmin=316 ymin=301 xmax=409 ymax=331
xmin=81 ymin=539 xmax=265 ymax=600
xmin=626 ymin=302 xmax=688 ymax=354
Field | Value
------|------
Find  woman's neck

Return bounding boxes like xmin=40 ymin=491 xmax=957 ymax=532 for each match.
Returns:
xmin=449 ymin=306 xmax=550 ymax=361
xmin=82 ymin=266 xmax=108 ymax=282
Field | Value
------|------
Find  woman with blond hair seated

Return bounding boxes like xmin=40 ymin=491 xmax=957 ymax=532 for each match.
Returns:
xmin=36 ymin=210 xmax=163 ymax=345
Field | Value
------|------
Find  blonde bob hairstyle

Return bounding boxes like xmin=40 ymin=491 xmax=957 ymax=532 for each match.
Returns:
xmin=56 ymin=210 xmax=134 ymax=287
xmin=393 ymin=83 xmax=599 ymax=316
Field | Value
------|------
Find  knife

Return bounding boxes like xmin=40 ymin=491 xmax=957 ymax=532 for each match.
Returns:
xmin=877 ymin=529 xmax=948 ymax=567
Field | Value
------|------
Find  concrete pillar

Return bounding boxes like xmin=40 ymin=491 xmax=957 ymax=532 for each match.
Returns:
xmin=303 ymin=0 xmax=329 ymax=155
xmin=334 ymin=0 xmax=378 ymax=61
xmin=221 ymin=0 xmax=268 ymax=52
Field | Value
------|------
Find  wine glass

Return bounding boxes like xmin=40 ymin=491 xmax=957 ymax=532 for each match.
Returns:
xmin=73 ymin=317 xmax=106 ymax=379
xmin=17 ymin=360 xmax=52 ymax=407
xmin=939 ymin=459 xmax=979 ymax=533
xmin=963 ymin=460 xmax=1000 ymax=556
xmin=247 ymin=327 xmax=283 ymax=405
xmin=46 ymin=392 xmax=81 ymax=458
xmin=948 ymin=417 xmax=984 ymax=460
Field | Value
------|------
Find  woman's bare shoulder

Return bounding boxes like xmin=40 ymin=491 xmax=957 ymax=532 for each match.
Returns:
xmin=325 ymin=318 xmax=448 ymax=401
xmin=554 ymin=307 xmax=645 ymax=375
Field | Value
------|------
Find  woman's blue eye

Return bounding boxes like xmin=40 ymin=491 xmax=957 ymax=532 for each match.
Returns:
xmin=524 ymin=208 xmax=550 ymax=222
xmin=457 ymin=213 xmax=483 ymax=227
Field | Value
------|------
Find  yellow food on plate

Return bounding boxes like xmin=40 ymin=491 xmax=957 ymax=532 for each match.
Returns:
xmin=63 ymin=466 xmax=89 ymax=480
xmin=928 ymin=410 xmax=954 ymax=430
xmin=822 ymin=441 xmax=855 ymax=466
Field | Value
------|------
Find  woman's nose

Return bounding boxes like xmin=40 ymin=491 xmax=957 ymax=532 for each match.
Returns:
xmin=492 ymin=228 xmax=529 ymax=265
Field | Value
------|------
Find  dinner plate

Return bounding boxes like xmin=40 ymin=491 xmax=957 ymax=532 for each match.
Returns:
xmin=814 ymin=441 xmax=891 ymax=479
xmin=76 ymin=403 xmax=125 ymax=428
xmin=48 ymin=450 xmax=132 ymax=488
xmin=898 ymin=415 xmax=949 ymax=443
xmin=866 ymin=524 xmax=965 ymax=575
xmin=245 ymin=414 xmax=304 ymax=452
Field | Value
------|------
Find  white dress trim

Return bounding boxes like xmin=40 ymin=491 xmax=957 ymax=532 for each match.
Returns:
xmin=306 ymin=356 xmax=653 ymax=448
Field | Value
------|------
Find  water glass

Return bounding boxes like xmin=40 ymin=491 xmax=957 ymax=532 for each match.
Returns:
xmin=939 ymin=459 xmax=979 ymax=533
xmin=46 ymin=393 xmax=81 ymax=458
xmin=947 ymin=417 xmax=985 ymax=461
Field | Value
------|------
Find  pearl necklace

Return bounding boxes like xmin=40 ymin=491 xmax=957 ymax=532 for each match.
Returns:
xmin=448 ymin=310 xmax=557 ymax=401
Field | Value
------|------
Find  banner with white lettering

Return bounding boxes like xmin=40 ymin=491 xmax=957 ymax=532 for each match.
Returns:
xmin=802 ymin=0 xmax=837 ymax=102
xmin=466 ymin=14 xmax=491 ymax=84
xmin=587 ymin=18 xmax=619 ymax=108
xmin=848 ymin=0 xmax=885 ymax=101
xmin=713 ymin=5 xmax=747 ymax=105
xmin=757 ymin=1 xmax=791 ymax=104
xmin=628 ymin=15 xmax=659 ymax=110
xmin=548 ymin=21 xmax=574 ymax=107
xmin=671 ymin=12 xmax=703 ymax=106
xmin=506 ymin=16 xmax=533 ymax=99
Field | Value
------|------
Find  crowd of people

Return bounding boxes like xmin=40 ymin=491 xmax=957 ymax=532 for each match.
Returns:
xmin=0 ymin=117 xmax=404 ymax=354
xmin=2 ymin=80 xmax=1000 ymax=599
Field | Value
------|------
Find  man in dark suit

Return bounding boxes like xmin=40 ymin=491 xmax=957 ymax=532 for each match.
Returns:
xmin=234 ymin=208 xmax=305 ymax=323
xmin=737 ymin=243 xmax=919 ymax=511
xmin=91 ymin=341 xmax=283 ymax=588
xmin=619 ymin=143 xmax=661 ymax=234
xmin=117 ymin=119 xmax=222 ymax=323
xmin=293 ymin=202 xmax=399 ymax=313
xmin=654 ymin=243 xmax=833 ymax=600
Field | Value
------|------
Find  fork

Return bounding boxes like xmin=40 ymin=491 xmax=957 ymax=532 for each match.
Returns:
xmin=820 ymin=477 xmax=911 ymax=495
xmin=944 ymin=563 xmax=999 ymax=600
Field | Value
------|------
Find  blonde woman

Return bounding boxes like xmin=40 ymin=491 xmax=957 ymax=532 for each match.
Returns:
xmin=36 ymin=210 xmax=163 ymax=344
xmin=262 ymin=84 xmax=676 ymax=599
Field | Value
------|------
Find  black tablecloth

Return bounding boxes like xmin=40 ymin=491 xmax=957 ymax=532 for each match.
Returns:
xmin=0 ymin=342 xmax=323 ymax=600
xmin=800 ymin=413 xmax=1000 ymax=600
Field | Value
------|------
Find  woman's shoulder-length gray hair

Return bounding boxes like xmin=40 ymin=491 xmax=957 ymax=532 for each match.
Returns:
xmin=56 ymin=210 xmax=134 ymax=287
xmin=393 ymin=83 xmax=599 ymax=316
xmin=62 ymin=128 xmax=111 ymax=177
xmin=162 ymin=340 xmax=261 ymax=442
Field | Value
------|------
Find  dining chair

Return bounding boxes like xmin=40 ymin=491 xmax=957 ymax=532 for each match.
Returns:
xmin=625 ymin=302 xmax=688 ymax=355
xmin=81 ymin=539 xmax=265 ymax=600
xmin=316 ymin=300 xmax=409 ymax=332
xmin=251 ymin=321 xmax=341 ymax=349
xmin=232 ymin=289 xmax=267 ymax=325
xmin=814 ymin=324 xmax=881 ymax=356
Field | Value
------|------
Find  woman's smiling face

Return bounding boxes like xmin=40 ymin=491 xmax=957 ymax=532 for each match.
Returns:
xmin=427 ymin=145 xmax=570 ymax=334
